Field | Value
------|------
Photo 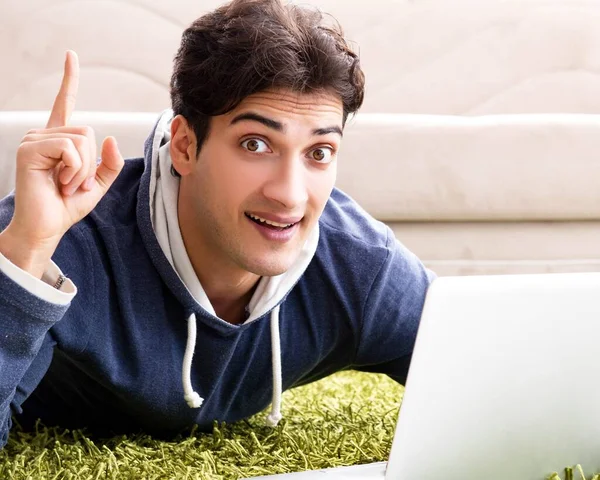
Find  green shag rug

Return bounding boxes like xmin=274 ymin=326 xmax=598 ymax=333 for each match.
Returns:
xmin=0 ymin=371 xmax=595 ymax=480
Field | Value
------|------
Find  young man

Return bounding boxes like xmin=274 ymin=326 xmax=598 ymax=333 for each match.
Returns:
xmin=0 ymin=0 xmax=434 ymax=447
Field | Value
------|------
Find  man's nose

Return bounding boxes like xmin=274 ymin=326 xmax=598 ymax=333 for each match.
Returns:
xmin=262 ymin=154 xmax=309 ymax=210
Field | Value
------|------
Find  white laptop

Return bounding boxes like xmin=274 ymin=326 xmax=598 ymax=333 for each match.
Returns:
xmin=246 ymin=272 xmax=600 ymax=480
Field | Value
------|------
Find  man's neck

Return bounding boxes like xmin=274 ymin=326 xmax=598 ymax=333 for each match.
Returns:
xmin=189 ymin=251 xmax=259 ymax=324
xmin=210 ymin=287 xmax=257 ymax=325
xmin=187 ymin=247 xmax=259 ymax=324
xmin=177 ymin=203 xmax=260 ymax=325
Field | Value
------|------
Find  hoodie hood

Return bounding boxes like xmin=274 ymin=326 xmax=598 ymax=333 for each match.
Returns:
xmin=139 ymin=110 xmax=320 ymax=425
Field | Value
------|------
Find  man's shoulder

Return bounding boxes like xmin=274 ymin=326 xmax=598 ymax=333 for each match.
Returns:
xmin=99 ymin=156 xmax=145 ymax=203
xmin=315 ymin=187 xmax=430 ymax=285
xmin=312 ymin=187 xmax=396 ymax=284
xmin=88 ymin=156 xmax=146 ymax=228
xmin=305 ymin=187 xmax=428 ymax=312
xmin=318 ymin=187 xmax=391 ymax=251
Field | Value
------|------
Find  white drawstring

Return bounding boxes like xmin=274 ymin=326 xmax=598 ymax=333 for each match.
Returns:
xmin=265 ymin=305 xmax=283 ymax=427
xmin=182 ymin=313 xmax=204 ymax=408
xmin=181 ymin=308 xmax=283 ymax=426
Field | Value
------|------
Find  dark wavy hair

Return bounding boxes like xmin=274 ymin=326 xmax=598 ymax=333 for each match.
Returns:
xmin=170 ymin=0 xmax=365 ymax=154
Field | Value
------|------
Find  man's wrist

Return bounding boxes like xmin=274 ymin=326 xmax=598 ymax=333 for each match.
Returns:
xmin=0 ymin=226 xmax=58 ymax=279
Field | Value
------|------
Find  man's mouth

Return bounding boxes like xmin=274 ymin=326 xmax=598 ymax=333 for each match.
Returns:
xmin=245 ymin=213 xmax=299 ymax=230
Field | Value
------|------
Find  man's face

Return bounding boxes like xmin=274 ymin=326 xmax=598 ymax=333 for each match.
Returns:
xmin=177 ymin=89 xmax=344 ymax=277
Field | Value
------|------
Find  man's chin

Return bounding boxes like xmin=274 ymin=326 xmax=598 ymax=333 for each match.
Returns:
xmin=244 ymin=254 xmax=299 ymax=277
xmin=247 ymin=264 xmax=292 ymax=278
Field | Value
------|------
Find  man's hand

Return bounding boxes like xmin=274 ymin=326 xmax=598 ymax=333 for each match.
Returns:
xmin=0 ymin=51 xmax=125 ymax=278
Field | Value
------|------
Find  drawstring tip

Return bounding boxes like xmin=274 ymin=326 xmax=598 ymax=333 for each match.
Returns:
xmin=265 ymin=412 xmax=282 ymax=427
xmin=184 ymin=391 xmax=204 ymax=408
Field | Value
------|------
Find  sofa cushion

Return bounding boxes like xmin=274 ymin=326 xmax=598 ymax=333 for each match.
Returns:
xmin=390 ymin=220 xmax=600 ymax=275
xmin=2 ymin=112 xmax=600 ymax=222
xmin=338 ymin=114 xmax=600 ymax=221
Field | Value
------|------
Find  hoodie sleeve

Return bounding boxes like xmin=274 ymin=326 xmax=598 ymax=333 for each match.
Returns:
xmin=354 ymin=229 xmax=436 ymax=384
xmin=0 ymin=196 xmax=79 ymax=449
xmin=0 ymin=253 xmax=77 ymax=302
xmin=0 ymin=261 xmax=74 ymax=449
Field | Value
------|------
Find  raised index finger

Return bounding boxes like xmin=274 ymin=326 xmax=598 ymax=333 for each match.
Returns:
xmin=46 ymin=50 xmax=80 ymax=129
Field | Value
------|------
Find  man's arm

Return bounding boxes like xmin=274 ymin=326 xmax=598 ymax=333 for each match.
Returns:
xmin=0 ymin=254 xmax=71 ymax=448
xmin=0 ymin=51 xmax=123 ymax=449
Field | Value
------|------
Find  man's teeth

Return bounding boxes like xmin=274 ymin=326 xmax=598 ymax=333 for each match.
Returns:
xmin=248 ymin=214 xmax=294 ymax=228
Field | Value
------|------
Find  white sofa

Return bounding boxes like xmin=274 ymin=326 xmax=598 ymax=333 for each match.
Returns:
xmin=1 ymin=0 xmax=599 ymax=276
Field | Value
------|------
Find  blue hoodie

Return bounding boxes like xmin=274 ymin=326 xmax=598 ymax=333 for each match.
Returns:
xmin=0 ymin=115 xmax=434 ymax=448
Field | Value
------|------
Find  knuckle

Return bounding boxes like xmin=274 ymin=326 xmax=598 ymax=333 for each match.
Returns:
xmin=59 ymin=137 xmax=73 ymax=150
xmin=81 ymin=126 xmax=95 ymax=139
xmin=16 ymin=143 xmax=33 ymax=165
xmin=16 ymin=142 xmax=29 ymax=156
xmin=71 ymin=150 xmax=83 ymax=168
xmin=61 ymin=139 xmax=81 ymax=166
xmin=70 ymin=125 xmax=95 ymax=139
xmin=71 ymin=134 xmax=88 ymax=151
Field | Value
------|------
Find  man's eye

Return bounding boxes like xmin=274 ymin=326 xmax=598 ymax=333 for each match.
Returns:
xmin=241 ymin=138 xmax=269 ymax=153
xmin=310 ymin=148 xmax=333 ymax=164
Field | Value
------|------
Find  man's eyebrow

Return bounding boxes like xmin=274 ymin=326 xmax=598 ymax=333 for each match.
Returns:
xmin=230 ymin=112 xmax=284 ymax=132
xmin=313 ymin=126 xmax=343 ymax=137
xmin=230 ymin=112 xmax=343 ymax=138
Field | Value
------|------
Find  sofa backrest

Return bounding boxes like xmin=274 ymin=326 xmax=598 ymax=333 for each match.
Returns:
xmin=2 ymin=0 xmax=600 ymax=114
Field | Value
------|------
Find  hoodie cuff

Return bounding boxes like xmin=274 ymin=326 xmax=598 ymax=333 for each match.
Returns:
xmin=0 ymin=252 xmax=77 ymax=305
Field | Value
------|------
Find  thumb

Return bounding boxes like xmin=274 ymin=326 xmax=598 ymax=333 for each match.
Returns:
xmin=95 ymin=136 xmax=124 ymax=195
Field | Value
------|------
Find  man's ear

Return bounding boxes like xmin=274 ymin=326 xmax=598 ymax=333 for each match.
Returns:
xmin=170 ymin=115 xmax=197 ymax=176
